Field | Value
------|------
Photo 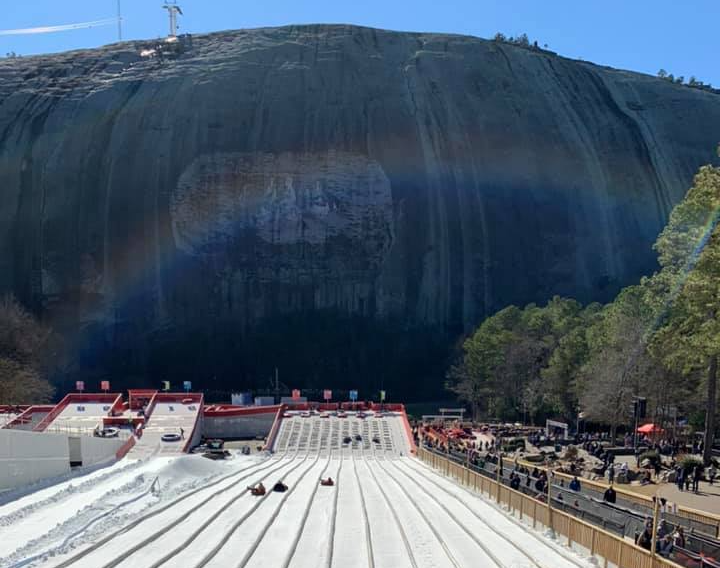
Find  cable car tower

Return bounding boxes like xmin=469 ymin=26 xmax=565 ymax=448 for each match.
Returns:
xmin=162 ymin=0 xmax=183 ymax=39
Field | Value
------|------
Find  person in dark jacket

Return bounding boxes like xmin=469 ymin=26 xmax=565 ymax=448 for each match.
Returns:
xmin=603 ymin=485 xmax=617 ymax=504
xmin=636 ymin=527 xmax=652 ymax=550
xmin=569 ymin=476 xmax=581 ymax=492
xmin=692 ymin=465 xmax=702 ymax=493
xmin=676 ymin=467 xmax=685 ymax=491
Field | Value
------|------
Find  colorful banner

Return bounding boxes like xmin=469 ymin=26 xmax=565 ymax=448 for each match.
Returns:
xmin=379 ymin=390 xmax=386 ymax=402
xmin=183 ymin=381 xmax=192 ymax=392
xmin=162 ymin=381 xmax=170 ymax=391
xmin=100 ymin=380 xmax=110 ymax=391
xmin=292 ymin=389 xmax=301 ymax=400
xmin=349 ymin=389 xmax=358 ymax=401
xmin=323 ymin=389 xmax=332 ymax=401
xmin=76 ymin=380 xmax=85 ymax=392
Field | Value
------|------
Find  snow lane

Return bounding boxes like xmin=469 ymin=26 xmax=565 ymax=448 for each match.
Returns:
xmin=277 ymin=455 xmax=336 ymax=568
xmin=153 ymin=456 xmax=309 ymax=568
xmin=377 ymin=459 xmax=515 ymax=568
xmin=243 ymin=455 xmax=332 ymax=568
xmin=288 ymin=458 xmax=342 ymax=568
xmin=352 ymin=456 xmax=375 ymax=568
xmin=0 ymin=461 xmax=147 ymax=558
xmin=398 ymin=458 xmax=588 ymax=568
xmin=109 ymin=456 xmax=303 ymax=568
xmin=202 ymin=455 xmax=321 ymax=568
xmin=42 ymin=456 xmax=284 ymax=568
xmin=371 ymin=459 xmax=464 ymax=568
xmin=330 ymin=457 xmax=371 ymax=568
xmin=355 ymin=460 xmax=414 ymax=568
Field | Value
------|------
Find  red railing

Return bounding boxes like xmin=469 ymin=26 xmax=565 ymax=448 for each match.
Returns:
xmin=203 ymin=404 xmax=281 ymax=417
xmin=2 ymin=405 xmax=54 ymax=429
xmin=33 ymin=393 xmax=122 ymax=432
xmin=128 ymin=389 xmax=158 ymax=411
xmin=109 ymin=393 xmax=125 ymax=417
xmin=263 ymin=404 xmax=287 ymax=451
xmin=115 ymin=436 xmax=137 ymax=459
xmin=398 ymin=405 xmax=417 ymax=454
xmin=181 ymin=393 xmax=204 ymax=453
xmin=33 ymin=394 xmax=73 ymax=432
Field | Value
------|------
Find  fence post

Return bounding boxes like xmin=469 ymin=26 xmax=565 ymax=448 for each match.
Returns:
xmin=650 ymin=494 xmax=660 ymax=560
xmin=547 ymin=470 xmax=554 ymax=535
xmin=496 ymin=455 xmax=502 ymax=504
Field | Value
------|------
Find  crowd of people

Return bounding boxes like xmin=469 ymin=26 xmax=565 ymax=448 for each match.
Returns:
xmin=635 ymin=517 xmax=687 ymax=558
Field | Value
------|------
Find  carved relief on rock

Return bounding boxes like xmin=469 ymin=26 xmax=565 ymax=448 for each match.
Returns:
xmin=171 ymin=151 xmax=395 ymax=279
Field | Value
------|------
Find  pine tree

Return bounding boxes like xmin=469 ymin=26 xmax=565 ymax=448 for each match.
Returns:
xmin=651 ymin=164 xmax=720 ymax=464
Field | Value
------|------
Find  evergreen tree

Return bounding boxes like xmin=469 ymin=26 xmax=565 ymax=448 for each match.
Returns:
xmin=650 ymin=164 xmax=720 ymax=464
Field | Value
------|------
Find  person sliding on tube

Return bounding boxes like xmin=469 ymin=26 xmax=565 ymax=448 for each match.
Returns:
xmin=248 ymin=482 xmax=266 ymax=496
xmin=273 ymin=481 xmax=288 ymax=492
xmin=320 ymin=477 xmax=334 ymax=486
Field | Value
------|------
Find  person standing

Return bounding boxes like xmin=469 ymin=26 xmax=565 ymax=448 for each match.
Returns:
xmin=603 ymin=485 xmax=617 ymax=504
xmin=708 ymin=464 xmax=717 ymax=486
xmin=569 ymin=476 xmax=581 ymax=492
xmin=693 ymin=464 xmax=702 ymax=493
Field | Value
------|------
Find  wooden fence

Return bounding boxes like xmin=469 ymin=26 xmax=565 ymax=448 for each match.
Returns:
xmin=418 ymin=447 xmax=686 ymax=568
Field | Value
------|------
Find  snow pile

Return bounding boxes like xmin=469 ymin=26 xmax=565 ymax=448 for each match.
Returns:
xmin=0 ymin=453 xmax=265 ymax=568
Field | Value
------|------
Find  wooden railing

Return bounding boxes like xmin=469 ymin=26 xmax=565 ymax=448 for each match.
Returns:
xmin=418 ymin=447 xmax=687 ymax=568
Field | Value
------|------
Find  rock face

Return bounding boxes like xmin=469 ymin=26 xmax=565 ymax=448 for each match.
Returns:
xmin=0 ymin=25 xmax=719 ymax=397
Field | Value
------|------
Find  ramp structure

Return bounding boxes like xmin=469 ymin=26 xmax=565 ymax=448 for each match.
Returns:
xmin=272 ymin=408 xmax=414 ymax=456
xmin=33 ymin=394 xmax=123 ymax=435
xmin=130 ymin=393 xmax=204 ymax=456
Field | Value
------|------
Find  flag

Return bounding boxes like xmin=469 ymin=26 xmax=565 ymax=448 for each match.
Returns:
xmin=101 ymin=380 xmax=110 ymax=391
xmin=76 ymin=380 xmax=85 ymax=392
xmin=323 ymin=389 xmax=332 ymax=401
xmin=183 ymin=381 xmax=192 ymax=392
xmin=162 ymin=381 xmax=170 ymax=391
xmin=379 ymin=390 xmax=386 ymax=402
xmin=292 ymin=389 xmax=301 ymax=400
xmin=349 ymin=389 xmax=358 ymax=401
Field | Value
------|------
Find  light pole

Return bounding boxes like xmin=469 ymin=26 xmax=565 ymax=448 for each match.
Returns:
xmin=117 ymin=0 xmax=122 ymax=41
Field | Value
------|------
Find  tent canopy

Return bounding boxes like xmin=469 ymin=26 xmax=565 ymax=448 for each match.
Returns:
xmin=637 ymin=423 xmax=663 ymax=434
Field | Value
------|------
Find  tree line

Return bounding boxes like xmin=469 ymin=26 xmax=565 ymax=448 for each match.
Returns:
xmin=657 ymin=69 xmax=718 ymax=94
xmin=0 ymin=295 xmax=55 ymax=404
xmin=448 ymin=157 xmax=720 ymax=463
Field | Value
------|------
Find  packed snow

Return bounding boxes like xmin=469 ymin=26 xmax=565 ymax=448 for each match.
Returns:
xmin=0 ymin=451 xmax=595 ymax=568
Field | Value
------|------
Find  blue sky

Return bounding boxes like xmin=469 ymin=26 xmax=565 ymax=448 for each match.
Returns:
xmin=2 ymin=1 xmax=718 ymax=86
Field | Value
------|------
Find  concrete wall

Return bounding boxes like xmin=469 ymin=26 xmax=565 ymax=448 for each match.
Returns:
xmin=0 ymin=430 xmax=70 ymax=491
xmin=78 ymin=436 xmax=125 ymax=467
xmin=203 ymin=413 xmax=275 ymax=439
